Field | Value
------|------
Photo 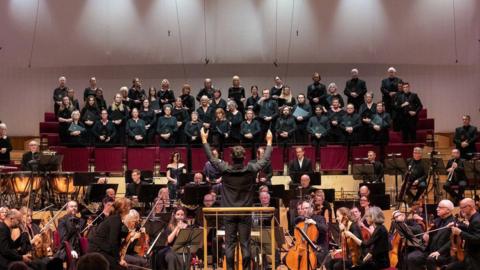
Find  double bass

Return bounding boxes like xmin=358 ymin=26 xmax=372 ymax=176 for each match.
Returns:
xmin=285 ymin=217 xmax=319 ymax=270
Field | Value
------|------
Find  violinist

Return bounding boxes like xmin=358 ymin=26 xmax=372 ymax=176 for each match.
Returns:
xmin=0 ymin=209 xmax=34 ymax=268
xmin=407 ymin=199 xmax=454 ymax=270
xmin=343 ymin=206 xmax=390 ymax=270
xmin=121 ymin=210 xmax=149 ymax=269
xmin=351 ymin=206 xmax=371 ymax=242
xmin=83 ymin=197 xmax=115 ymax=237
xmin=154 ymin=207 xmax=189 ymax=270
xmin=443 ymin=149 xmax=467 ymax=204
xmin=328 ymin=207 xmax=363 ymax=270
xmin=88 ymin=198 xmax=131 ymax=270
xmin=312 ymin=189 xmax=333 ymax=223
xmin=55 ymin=200 xmax=85 ymax=267
xmin=449 ymin=198 xmax=480 ymax=270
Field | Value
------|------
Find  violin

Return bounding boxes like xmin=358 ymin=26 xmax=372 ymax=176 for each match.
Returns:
xmin=450 ymin=215 xmax=465 ymax=262
xmin=285 ymin=217 xmax=319 ymax=270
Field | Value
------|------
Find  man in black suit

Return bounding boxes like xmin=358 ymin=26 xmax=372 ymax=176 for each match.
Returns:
xmin=125 ymin=169 xmax=147 ymax=204
xmin=288 ymin=146 xmax=313 ymax=175
xmin=0 ymin=209 xmax=32 ymax=269
xmin=443 ymin=149 xmax=467 ymax=203
xmin=453 ymin=115 xmax=478 ymax=159
xmin=407 ymin=199 xmax=455 ymax=270
xmin=395 ymin=82 xmax=423 ymax=143
xmin=344 ymin=68 xmax=367 ymax=112
xmin=21 ymin=140 xmax=40 ymax=170
xmin=367 ymin=151 xmax=384 ymax=183
xmin=450 ymin=198 xmax=480 ymax=270
xmin=380 ymin=67 xmax=402 ymax=114
xmin=55 ymin=201 xmax=85 ymax=264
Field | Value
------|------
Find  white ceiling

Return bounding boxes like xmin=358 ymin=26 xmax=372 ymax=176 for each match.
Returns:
xmin=1 ymin=0 xmax=479 ymax=68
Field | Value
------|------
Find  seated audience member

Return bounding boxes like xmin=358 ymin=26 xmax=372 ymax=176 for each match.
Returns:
xmin=53 ymin=76 xmax=68 ymax=115
xmin=325 ymin=83 xmax=345 ymax=108
xmin=228 ymin=75 xmax=246 ymax=113
xmin=371 ymin=102 xmax=391 ymax=146
xmin=344 ymin=68 xmax=367 ymax=112
xmin=57 ymin=96 xmax=75 ymax=143
xmin=327 ymin=97 xmax=346 ymax=144
xmin=307 ymin=105 xmax=329 ymax=147
xmin=453 ymin=115 xmax=478 ymax=159
xmin=184 ymin=111 xmax=203 ymax=146
xmin=288 ymin=146 xmax=313 ymax=175
xmin=157 ymin=105 xmax=178 ymax=146
xmin=139 ymin=99 xmax=156 ymax=144
xmin=157 ymin=79 xmax=175 ymax=108
xmin=340 ymin=103 xmax=361 ymax=145
xmin=250 ymin=147 xmax=273 ymax=185
xmin=307 ymin=72 xmax=327 ymax=108
xmin=68 ymin=110 xmax=87 ymax=146
xmin=108 ymin=93 xmax=129 ymax=144
xmin=203 ymin=148 xmax=224 ymax=184
xmin=92 ymin=109 xmax=116 ymax=146
xmin=0 ymin=123 xmax=13 ymax=165
xmin=126 ymin=108 xmax=146 ymax=146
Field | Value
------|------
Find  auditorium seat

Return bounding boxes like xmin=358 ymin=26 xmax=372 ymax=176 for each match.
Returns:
xmin=418 ymin=108 xmax=427 ymax=119
xmin=94 ymin=147 xmax=126 ymax=172
xmin=39 ymin=122 xmax=59 ymax=133
xmin=385 ymin=143 xmax=423 ymax=160
xmin=417 ymin=118 xmax=434 ymax=130
xmin=388 ymin=131 xmax=403 ymax=143
xmin=320 ymin=145 xmax=348 ymax=172
xmin=351 ymin=145 xmax=380 ymax=164
xmin=158 ymin=147 xmax=187 ymax=173
xmin=44 ymin=112 xmax=57 ymax=122
xmin=223 ymin=146 xmax=252 ymax=166
xmin=190 ymin=147 xmax=208 ymax=173
xmin=289 ymin=146 xmax=315 ymax=164
xmin=50 ymin=146 xmax=92 ymax=172
xmin=127 ymin=147 xmax=157 ymax=171
xmin=270 ymin=146 xmax=284 ymax=172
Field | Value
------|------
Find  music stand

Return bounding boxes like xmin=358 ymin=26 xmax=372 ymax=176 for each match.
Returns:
xmin=74 ymin=172 xmax=97 ymax=186
xmin=352 ymin=163 xmax=374 ymax=183
xmin=172 ymin=228 xmax=203 ymax=267
xmin=423 ymin=157 xmax=447 ymax=203
xmin=38 ymin=153 xmax=63 ymax=172
xmin=384 ymin=156 xmax=407 ymax=201
xmin=181 ymin=184 xmax=211 ymax=206
xmin=138 ymin=184 xmax=164 ymax=203
xmin=88 ymin=184 xmax=118 ymax=203
xmin=178 ymin=173 xmax=194 ymax=187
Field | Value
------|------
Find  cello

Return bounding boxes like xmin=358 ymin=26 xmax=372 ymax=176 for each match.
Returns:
xmin=285 ymin=217 xmax=319 ymax=270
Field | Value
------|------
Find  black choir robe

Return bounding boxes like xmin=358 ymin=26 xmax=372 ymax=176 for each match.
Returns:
xmin=307 ymin=82 xmax=327 ymax=108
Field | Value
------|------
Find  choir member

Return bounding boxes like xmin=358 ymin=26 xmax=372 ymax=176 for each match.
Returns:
xmin=367 ymin=151 xmax=384 ymax=183
xmin=172 ymin=98 xmax=189 ymax=144
xmin=344 ymin=207 xmax=390 ymax=270
xmin=80 ymin=96 xmax=100 ymax=145
xmin=211 ymin=89 xmax=227 ymax=112
xmin=449 ymin=198 xmax=480 ymax=270
xmin=55 ymin=201 xmax=85 ymax=266
xmin=327 ymin=97 xmax=346 ymax=144
xmin=278 ymin=85 xmax=296 ymax=108
xmin=380 ymin=67 xmax=402 ymax=114
xmin=92 ymin=109 xmax=117 ymax=146
xmin=226 ymin=101 xmax=243 ymax=144
xmin=119 ymin=86 xmax=130 ymax=108
xmin=340 ymin=104 xmax=361 ymax=145
xmin=307 ymin=105 xmax=330 ymax=147
xmin=57 ymin=96 xmax=75 ymax=143
xmin=246 ymin=85 xmax=260 ymax=114
xmin=139 ymin=99 xmax=156 ymax=144
xmin=67 ymin=88 xmax=80 ymax=110
xmin=326 ymin=83 xmax=345 ymax=108
xmin=240 ymin=109 xmax=261 ymax=147
xmin=128 ymin=77 xmax=146 ymax=110
xmin=147 ymin=86 xmax=162 ymax=116
xmin=250 ymin=147 xmax=273 ymax=185
xmin=108 ymin=93 xmax=129 ymax=145
xmin=392 ymin=81 xmax=404 ymax=131
xmin=53 ymin=76 xmax=68 ymax=115
xmin=156 ymin=79 xmax=175 ymax=107
xmin=68 ymin=110 xmax=87 ymax=146
xmin=88 ymin=198 xmax=131 ymax=270
xmin=288 ymin=146 xmax=313 ymax=175
xmin=292 ymin=93 xmax=312 ymax=144
xmin=358 ymin=92 xmax=376 ymax=144
xmin=307 ymin=72 xmax=327 ymax=108
xmin=125 ymin=169 xmax=147 ymax=203
xmin=396 ymin=82 xmax=423 ymax=142
xmin=156 ymin=105 xmax=178 ymax=146
xmin=443 ymin=149 xmax=467 ymax=203
xmin=95 ymin=88 xmax=107 ymax=111
xmin=407 ymin=200 xmax=454 ymax=270
xmin=21 ymin=140 xmax=40 ymax=171
xmin=166 ymin=152 xmax=186 ymax=200
xmin=83 ymin=77 xmax=98 ymax=101
xmin=258 ymin=88 xmax=279 ymax=137
xmin=275 ymin=106 xmax=296 ymax=150
xmin=196 ymin=78 xmax=215 ymax=102
xmin=210 ymin=108 xmax=230 ymax=150
xmin=196 ymin=95 xmax=214 ymax=130
xmin=0 ymin=209 xmax=33 ymax=269
xmin=371 ymin=102 xmax=391 ymax=146
xmin=179 ymin=83 xmax=195 ymax=114
xmin=344 ymin=68 xmax=367 ymax=112
xmin=184 ymin=111 xmax=203 ymax=146
xmin=0 ymin=123 xmax=12 ymax=165
xmin=228 ymin=75 xmax=246 ymax=113
xmin=270 ymin=76 xmax=284 ymax=100
xmin=405 ymin=147 xmax=428 ymax=202
xmin=126 ymin=108 xmax=146 ymax=146
xmin=453 ymin=115 xmax=478 ymax=159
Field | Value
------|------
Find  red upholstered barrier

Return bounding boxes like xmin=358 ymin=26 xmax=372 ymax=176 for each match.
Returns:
xmin=320 ymin=145 xmax=348 ymax=171
xmin=190 ymin=147 xmax=208 ymax=173
xmin=94 ymin=147 xmax=126 ymax=172
xmin=39 ymin=122 xmax=59 ymax=133
xmin=127 ymin=147 xmax=157 ymax=171
xmin=50 ymin=146 xmax=92 ymax=172
xmin=44 ymin=112 xmax=57 ymax=122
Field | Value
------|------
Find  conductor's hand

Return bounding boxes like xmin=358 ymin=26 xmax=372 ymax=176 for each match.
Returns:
xmin=266 ymin=130 xmax=273 ymax=146
xmin=201 ymin=128 xmax=209 ymax=144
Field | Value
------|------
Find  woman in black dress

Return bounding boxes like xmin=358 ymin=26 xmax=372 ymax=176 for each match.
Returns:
xmin=108 ymin=93 xmax=129 ymax=145
xmin=184 ymin=112 xmax=203 ymax=146
xmin=92 ymin=109 xmax=116 ymax=146
xmin=57 ymin=96 xmax=75 ymax=144
xmin=126 ymin=108 xmax=146 ymax=146
xmin=228 ymin=75 xmax=246 ymax=114
xmin=210 ymin=108 xmax=230 ymax=151
xmin=166 ymin=152 xmax=186 ymax=200
xmin=172 ymin=98 xmax=189 ymax=145
xmin=156 ymin=105 xmax=178 ymax=146
xmin=139 ymin=99 xmax=156 ymax=145
xmin=80 ymin=96 xmax=100 ymax=145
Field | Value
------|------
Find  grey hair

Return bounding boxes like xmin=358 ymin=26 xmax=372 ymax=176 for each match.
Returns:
xmin=0 ymin=123 xmax=6 ymax=129
xmin=365 ymin=206 xmax=385 ymax=225
xmin=227 ymin=100 xmax=237 ymax=109
xmin=439 ymin=199 xmax=454 ymax=211
xmin=328 ymin=83 xmax=337 ymax=90
xmin=388 ymin=67 xmax=396 ymax=73
xmin=124 ymin=209 xmax=140 ymax=222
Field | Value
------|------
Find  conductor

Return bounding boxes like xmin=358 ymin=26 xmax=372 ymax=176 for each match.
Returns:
xmin=201 ymin=127 xmax=273 ymax=270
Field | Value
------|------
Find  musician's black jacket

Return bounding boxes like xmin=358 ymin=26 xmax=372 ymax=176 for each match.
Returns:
xmin=361 ymin=224 xmax=390 ymax=268
xmin=458 ymin=212 xmax=480 ymax=263
xmin=406 ymin=159 xmax=427 ymax=183
xmin=21 ymin=151 xmax=40 ymax=171
xmin=446 ymin=158 xmax=467 ymax=183
xmin=0 ymin=222 xmax=23 ymax=268
xmin=56 ymin=214 xmax=85 ymax=260
xmin=427 ymin=215 xmax=454 ymax=255
xmin=88 ymin=214 xmax=128 ymax=262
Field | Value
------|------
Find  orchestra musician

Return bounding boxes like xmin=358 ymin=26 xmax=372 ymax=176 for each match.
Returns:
xmin=343 ymin=206 xmax=390 ymax=270
xmin=21 ymin=140 xmax=40 ymax=171
xmin=443 ymin=149 xmax=467 ymax=204
xmin=125 ymin=169 xmax=147 ymax=204
xmin=367 ymin=151 xmax=384 ymax=183
xmin=121 ymin=210 xmax=149 ymax=269
xmin=0 ymin=209 xmax=33 ymax=268
xmin=402 ymin=147 xmax=428 ymax=203
xmin=201 ymin=127 xmax=273 ymax=270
